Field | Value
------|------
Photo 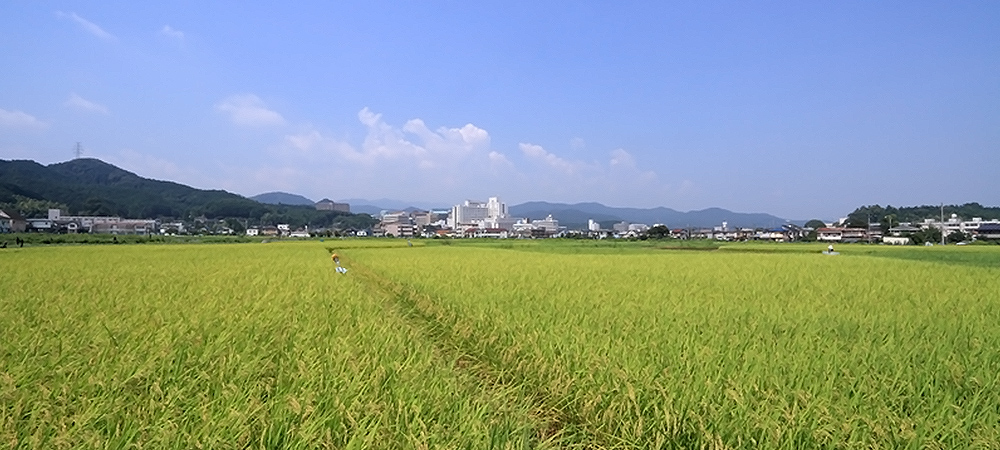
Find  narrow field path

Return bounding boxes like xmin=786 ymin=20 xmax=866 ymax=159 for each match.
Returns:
xmin=347 ymin=257 xmax=601 ymax=448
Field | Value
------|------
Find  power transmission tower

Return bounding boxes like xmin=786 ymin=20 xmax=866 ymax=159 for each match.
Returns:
xmin=74 ymin=142 xmax=84 ymax=159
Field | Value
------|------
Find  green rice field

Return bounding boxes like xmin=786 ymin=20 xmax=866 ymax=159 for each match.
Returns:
xmin=2 ymin=239 xmax=999 ymax=448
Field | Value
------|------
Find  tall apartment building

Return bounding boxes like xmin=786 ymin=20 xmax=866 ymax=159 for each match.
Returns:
xmin=449 ymin=200 xmax=489 ymax=229
xmin=449 ymin=197 xmax=513 ymax=230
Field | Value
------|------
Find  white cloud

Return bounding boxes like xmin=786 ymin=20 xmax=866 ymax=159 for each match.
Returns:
xmin=488 ymin=151 xmax=512 ymax=167
xmin=0 ymin=108 xmax=48 ymax=129
xmin=519 ymin=143 xmax=581 ymax=174
xmin=609 ymin=148 xmax=635 ymax=167
xmin=215 ymin=94 xmax=286 ymax=127
xmin=323 ymin=107 xmax=491 ymax=168
xmin=261 ymin=109 xmax=503 ymax=201
xmin=64 ymin=93 xmax=109 ymax=114
xmin=160 ymin=25 xmax=184 ymax=40
xmin=570 ymin=137 xmax=586 ymax=150
xmin=182 ymin=107 xmax=678 ymax=208
xmin=56 ymin=11 xmax=115 ymax=41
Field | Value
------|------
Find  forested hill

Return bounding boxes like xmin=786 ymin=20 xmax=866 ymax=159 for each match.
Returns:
xmin=846 ymin=203 xmax=1000 ymax=226
xmin=0 ymin=158 xmax=375 ymax=229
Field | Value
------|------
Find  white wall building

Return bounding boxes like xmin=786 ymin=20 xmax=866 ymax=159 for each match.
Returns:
xmin=449 ymin=197 xmax=513 ymax=230
xmin=449 ymin=200 xmax=488 ymax=229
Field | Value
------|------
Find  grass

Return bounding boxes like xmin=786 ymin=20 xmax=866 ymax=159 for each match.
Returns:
xmin=3 ymin=239 xmax=999 ymax=448
xmin=347 ymin=241 xmax=1000 ymax=448
xmin=0 ymin=243 xmax=553 ymax=449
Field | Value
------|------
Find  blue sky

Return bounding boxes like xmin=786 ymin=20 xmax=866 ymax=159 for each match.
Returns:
xmin=2 ymin=1 xmax=998 ymax=220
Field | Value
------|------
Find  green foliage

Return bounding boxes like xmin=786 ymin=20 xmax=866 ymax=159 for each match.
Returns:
xmin=0 ymin=158 xmax=377 ymax=230
xmin=848 ymin=203 xmax=1000 ymax=227
xmin=803 ymin=219 xmax=826 ymax=229
xmin=0 ymin=195 xmax=68 ymax=218
xmin=909 ymin=227 xmax=942 ymax=245
xmin=646 ymin=224 xmax=669 ymax=239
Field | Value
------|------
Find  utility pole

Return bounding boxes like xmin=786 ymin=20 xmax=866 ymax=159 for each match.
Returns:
xmin=867 ymin=213 xmax=872 ymax=244
xmin=940 ymin=203 xmax=946 ymax=246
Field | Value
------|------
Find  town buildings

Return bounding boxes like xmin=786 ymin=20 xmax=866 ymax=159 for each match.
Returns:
xmin=46 ymin=209 xmax=156 ymax=235
xmin=4 ymin=198 xmax=999 ymax=245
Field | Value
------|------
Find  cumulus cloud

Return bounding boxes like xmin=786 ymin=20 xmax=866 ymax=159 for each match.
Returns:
xmin=264 ymin=108 xmax=504 ymax=200
xmin=56 ymin=11 xmax=115 ymax=41
xmin=329 ymin=107 xmax=491 ymax=168
xmin=197 ymin=107 xmax=673 ymax=207
xmin=160 ymin=25 xmax=184 ymax=40
xmin=215 ymin=94 xmax=286 ymax=127
xmin=488 ymin=151 xmax=512 ymax=167
xmin=609 ymin=148 xmax=635 ymax=167
xmin=0 ymin=108 xmax=48 ymax=129
xmin=519 ymin=143 xmax=581 ymax=174
xmin=64 ymin=93 xmax=109 ymax=114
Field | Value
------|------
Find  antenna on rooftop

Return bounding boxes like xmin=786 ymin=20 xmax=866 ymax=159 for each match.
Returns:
xmin=74 ymin=142 xmax=84 ymax=159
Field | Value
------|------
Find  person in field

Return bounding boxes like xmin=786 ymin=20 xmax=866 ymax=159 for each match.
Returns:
xmin=331 ymin=252 xmax=347 ymax=274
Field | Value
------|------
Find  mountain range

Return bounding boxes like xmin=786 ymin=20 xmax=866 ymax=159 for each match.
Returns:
xmin=1 ymin=157 xmax=791 ymax=228
xmin=508 ymin=202 xmax=792 ymax=229
xmin=0 ymin=158 xmax=375 ymax=229
xmin=251 ymin=194 xmax=794 ymax=228
xmin=250 ymin=192 xmax=316 ymax=206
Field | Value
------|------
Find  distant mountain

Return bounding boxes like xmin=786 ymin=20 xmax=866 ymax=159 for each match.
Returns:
xmin=251 ymin=191 xmax=314 ymax=206
xmin=0 ymin=158 xmax=264 ymax=219
xmin=350 ymin=204 xmax=390 ymax=216
xmin=339 ymin=198 xmax=450 ymax=216
xmin=509 ymin=201 xmax=790 ymax=229
xmin=0 ymin=158 xmax=377 ymax=229
xmin=339 ymin=197 xmax=790 ymax=227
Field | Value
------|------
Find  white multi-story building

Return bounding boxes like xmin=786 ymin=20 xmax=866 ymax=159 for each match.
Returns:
xmin=449 ymin=200 xmax=488 ymax=229
xmin=628 ymin=223 xmax=650 ymax=232
xmin=449 ymin=197 xmax=513 ymax=230
xmin=486 ymin=197 xmax=507 ymax=219
xmin=588 ymin=219 xmax=600 ymax=231
xmin=535 ymin=215 xmax=559 ymax=233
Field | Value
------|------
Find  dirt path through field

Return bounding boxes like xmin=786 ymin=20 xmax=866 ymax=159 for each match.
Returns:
xmin=348 ymin=258 xmax=599 ymax=448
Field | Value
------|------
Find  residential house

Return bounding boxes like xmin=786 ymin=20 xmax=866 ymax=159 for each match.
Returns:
xmin=0 ymin=209 xmax=27 ymax=233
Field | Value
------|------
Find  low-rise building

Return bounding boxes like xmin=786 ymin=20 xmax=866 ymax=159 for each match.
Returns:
xmin=26 ymin=218 xmax=55 ymax=232
xmin=383 ymin=222 xmax=414 ymax=237
xmin=978 ymin=223 xmax=1000 ymax=240
xmin=0 ymin=209 xmax=27 ymax=233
